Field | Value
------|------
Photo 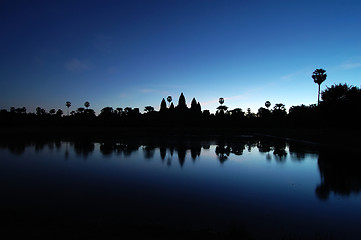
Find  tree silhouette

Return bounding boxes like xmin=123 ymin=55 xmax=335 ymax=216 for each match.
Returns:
xmin=312 ymin=68 xmax=327 ymax=105
xmin=265 ymin=101 xmax=271 ymax=109
xmin=246 ymin=108 xmax=255 ymax=118
xmin=56 ymin=109 xmax=63 ymax=116
xmin=217 ymin=105 xmax=228 ymax=113
xmin=144 ymin=106 xmax=155 ymax=113
xmin=116 ymin=107 xmax=123 ymax=116
xmin=167 ymin=96 xmax=172 ymax=107
xmin=219 ymin=97 xmax=224 ymax=105
xmin=49 ymin=109 xmax=56 ymax=115
xmin=321 ymin=83 xmax=360 ymax=104
xmin=257 ymin=107 xmax=270 ymax=119
xmin=65 ymin=101 xmax=71 ymax=116
xmin=36 ymin=107 xmax=46 ymax=116
xmin=15 ymin=107 xmax=26 ymax=114
xmin=231 ymin=108 xmax=244 ymax=116
xmin=77 ymin=107 xmax=85 ymax=114
xmin=217 ymin=97 xmax=228 ymax=115
xmin=84 ymin=101 xmax=90 ymax=109
xmin=272 ymin=103 xmax=287 ymax=118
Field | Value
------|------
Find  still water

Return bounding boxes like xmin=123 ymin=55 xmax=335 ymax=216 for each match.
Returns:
xmin=0 ymin=137 xmax=360 ymax=239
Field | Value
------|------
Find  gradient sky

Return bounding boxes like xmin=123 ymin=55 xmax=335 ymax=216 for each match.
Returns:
xmin=1 ymin=0 xmax=360 ymax=114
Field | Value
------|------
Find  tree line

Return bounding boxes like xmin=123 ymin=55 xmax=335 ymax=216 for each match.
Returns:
xmin=1 ymin=83 xmax=360 ymax=129
xmin=1 ymin=67 xmax=360 ymax=129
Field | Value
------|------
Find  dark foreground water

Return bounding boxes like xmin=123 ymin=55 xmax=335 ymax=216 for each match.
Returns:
xmin=1 ymin=137 xmax=360 ymax=239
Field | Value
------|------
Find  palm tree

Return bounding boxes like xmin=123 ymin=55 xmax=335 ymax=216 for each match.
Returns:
xmin=84 ymin=101 xmax=90 ymax=109
xmin=65 ymin=101 xmax=71 ymax=116
xmin=167 ymin=96 xmax=172 ymax=107
xmin=265 ymin=101 xmax=271 ymax=109
xmin=312 ymin=68 xmax=327 ymax=105
xmin=219 ymin=97 xmax=225 ymax=105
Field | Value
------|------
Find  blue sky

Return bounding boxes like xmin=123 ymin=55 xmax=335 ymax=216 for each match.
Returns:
xmin=1 ymin=0 xmax=360 ymax=114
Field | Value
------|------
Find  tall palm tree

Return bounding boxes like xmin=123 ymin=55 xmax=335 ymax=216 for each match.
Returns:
xmin=312 ymin=68 xmax=327 ymax=105
xmin=217 ymin=98 xmax=227 ymax=115
xmin=65 ymin=101 xmax=71 ymax=116
xmin=84 ymin=101 xmax=90 ymax=109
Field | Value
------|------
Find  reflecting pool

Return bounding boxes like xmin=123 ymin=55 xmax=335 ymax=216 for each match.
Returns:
xmin=0 ymin=137 xmax=360 ymax=239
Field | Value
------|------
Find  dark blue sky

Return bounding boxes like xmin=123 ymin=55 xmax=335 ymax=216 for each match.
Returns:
xmin=1 ymin=0 xmax=360 ymax=113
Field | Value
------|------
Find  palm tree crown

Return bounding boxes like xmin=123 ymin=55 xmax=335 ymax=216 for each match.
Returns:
xmin=84 ymin=101 xmax=90 ymax=109
xmin=312 ymin=68 xmax=327 ymax=105
xmin=219 ymin=97 xmax=224 ymax=105
xmin=167 ymin=96 xmax=172 ymax=106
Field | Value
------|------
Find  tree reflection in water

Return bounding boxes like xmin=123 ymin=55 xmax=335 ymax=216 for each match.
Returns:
xmin=316 ymin=148 xmax=361 ymax=200
xmin=1 ymin=137 xmax=361 ymax=199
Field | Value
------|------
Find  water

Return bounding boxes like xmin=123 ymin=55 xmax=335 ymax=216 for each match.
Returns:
xmin=0 ymin=137 xmax=360 ymax=239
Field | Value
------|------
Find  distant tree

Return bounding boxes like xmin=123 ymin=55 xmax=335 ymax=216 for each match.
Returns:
xmin=84 ymin=101 xmax=90 ymax=109
xmin=257 ymin=107 xmax=270 ymax=119
xmin=272 ymin=103 xmax=287 ymax=118
xmin=312 ymin=68 xmax=327 ymax=105
xmin=65 ymin=101 xmax=71 ymax=115
xmin=56 ymin=109 xmax=63 ymax=116
xmin=231 ymin=108 xmax=244 ymax=117
xmin=99 ymin=107 xmax=114 ymax=118
xmin=133 ymin=108 xmax=140 ymax=115
xmin=216 ymin=105 xmax=228 ymax=114
xmin=77 ymin=107 xmax=85 ymax=114
xmin=84 ymin=109 xmax=96 ymax=117
xmin=265 ymin=101 xmax=271 ymax=109
xmin=116 ymin=107 xmax=123 ymax=116
xmin=321 ymin=83 xmax=361 ymax=104
xmin=167 ymin=96 xmax=172 ymax=107
xmin=36 ymin=107 xmax=46 ymax=116
xmin=160 ymin=98 xmax=167 ymax=112
xmin=288 ymin=104 xmax=317 ymax=127
xmin=216 ymin=97 xmax=228 ymax=115
xmin=219 ymin=97 xmax=225 ymax=105
xmin=203 ymin=110 xmax=210 ymax=116
xmin=144 ymin=106 xmax=155 ymax=113
xmin=124 ymin=107 xmax=132 ymax=116
xmin=49 ymin=109 xmax=56 ymax=115
xmin=246 ymin=108 xmax=256 ymax=118
xmin=15 ymin=107 xmax=26 ymax=114
xmin=273 ymin=103 xmax=286 ymax=111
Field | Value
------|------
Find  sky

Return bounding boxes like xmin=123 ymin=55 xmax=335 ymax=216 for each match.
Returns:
xmin=1 ymin=0 xmax=360 ymax=114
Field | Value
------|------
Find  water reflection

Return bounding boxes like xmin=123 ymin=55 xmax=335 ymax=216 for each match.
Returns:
xmin=316 ymin=148 xmax=361 ymax=200
xmin=215 ymin=145 xmax=231 ymax=163
xmin=2 ymin=137 xmax=361 ymax=239
xmin=74 ymin=141 xmax=94 ymax=159
xmin=1 ymin=137 xmax=361 ymax=200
